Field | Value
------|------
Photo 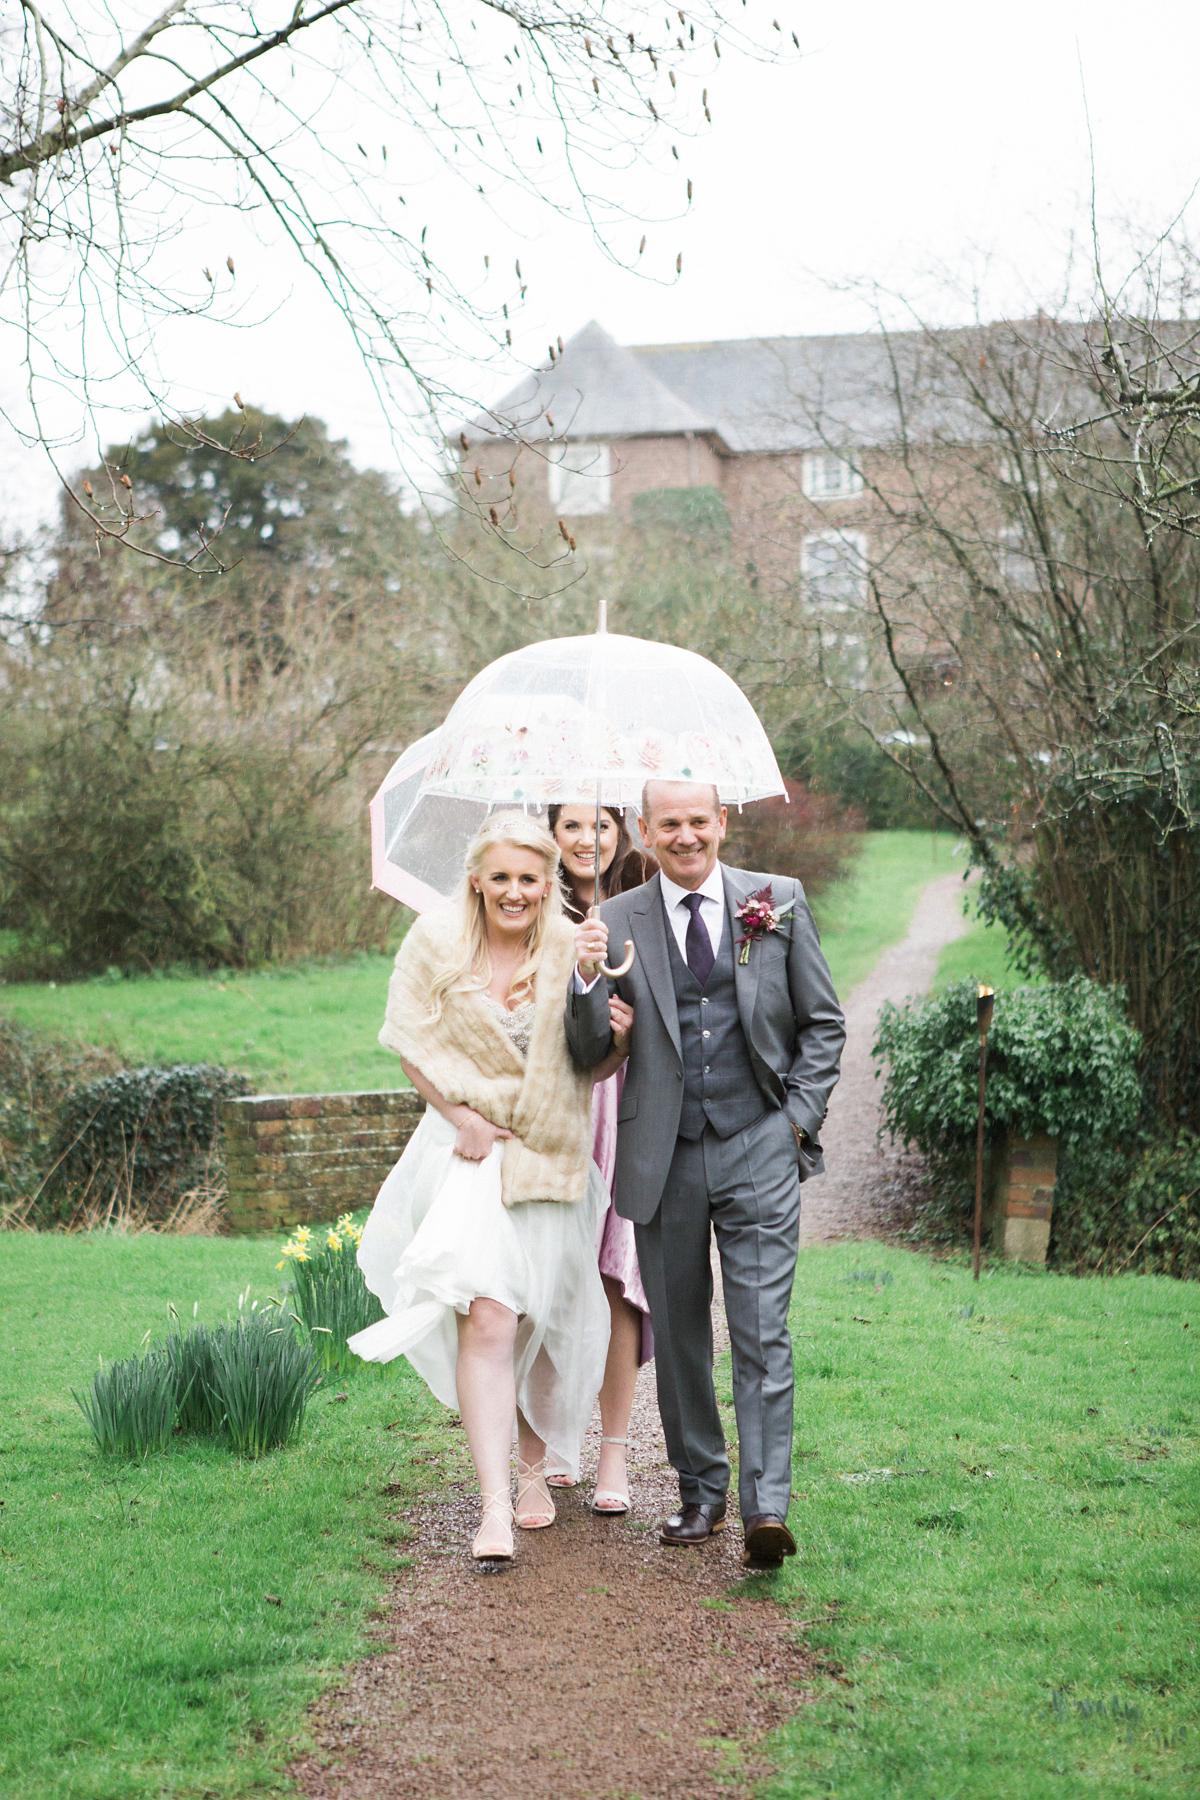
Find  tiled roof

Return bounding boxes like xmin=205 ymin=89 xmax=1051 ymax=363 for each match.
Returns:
xmin=464 ymin=320 xmax=1029 ymax=453
xmin=631 ymin=333 xmax=933 ymax=454
xmin=463 ymin=320 xmax=714 ymax=444
xmin=464 ymin=321 xmax=999 ymax=454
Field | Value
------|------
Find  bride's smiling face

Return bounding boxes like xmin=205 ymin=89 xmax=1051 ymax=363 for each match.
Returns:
xmin=471 ymin=843 xmax=552 ymax=940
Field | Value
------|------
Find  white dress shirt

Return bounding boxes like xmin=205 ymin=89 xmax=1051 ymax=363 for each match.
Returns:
xmin=574 ymin=861 xmax=725 ymax=990
xmin=658 ymin=862 xmax=725 ymax=961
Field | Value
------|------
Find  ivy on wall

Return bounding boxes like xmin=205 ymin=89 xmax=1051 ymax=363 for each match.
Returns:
xmin=48 ymin=1064 xmax=250 ymax=1219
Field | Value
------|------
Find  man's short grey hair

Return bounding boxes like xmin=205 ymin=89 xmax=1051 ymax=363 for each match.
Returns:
xmin=641 ymin=779 xmax=723 ymax=824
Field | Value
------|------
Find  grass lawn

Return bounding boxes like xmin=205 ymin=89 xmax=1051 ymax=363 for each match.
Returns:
xmin=0 ymin=1235 xmax=462 ymax=1800
xmin=809 ymin=828 xmax=964 ymax=998
xmin=0 ymin=955 xmax=407 ymax=1097
xmin=745 ymin=1243 xmax=1199 ymax=1799
xmin=933 ymin=897 xmax=1034 ymax=994
xmin=6 ymin=1238 xmax=1192 ymax=1798
xmin=0 ymin=831 xmax=953 ymax=1095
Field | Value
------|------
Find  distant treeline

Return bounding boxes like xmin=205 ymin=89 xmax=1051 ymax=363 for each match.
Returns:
xmin=0 ymin=407 xmax=886 ymax=980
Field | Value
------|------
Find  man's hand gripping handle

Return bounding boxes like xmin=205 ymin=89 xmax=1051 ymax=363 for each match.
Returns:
xmin=575 ymin=907 xmax=635 ymax=980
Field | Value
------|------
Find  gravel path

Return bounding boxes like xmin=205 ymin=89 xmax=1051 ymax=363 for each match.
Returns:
xmin=291 ymin=871 xmax=966 ymax=1796
xmin=800 ymin=869 xmax=970 ymax=1244
xmin=293 ymin=1355 xmax=819 ymax=1799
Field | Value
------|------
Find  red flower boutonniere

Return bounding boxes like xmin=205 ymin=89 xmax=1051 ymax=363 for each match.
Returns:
xmin=734 ymin=884 xmax=795 ymax=965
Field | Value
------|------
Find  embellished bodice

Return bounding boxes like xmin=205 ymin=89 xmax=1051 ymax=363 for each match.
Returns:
xmin=482 ymin=993 xmax=537 ymax=1059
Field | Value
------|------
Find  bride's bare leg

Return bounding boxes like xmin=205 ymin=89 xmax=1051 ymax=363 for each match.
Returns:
xmin=456 ymin=1298 xmax=518 ymax=1557
xmin=596 ymin=1277 xmax=641 ymax=1500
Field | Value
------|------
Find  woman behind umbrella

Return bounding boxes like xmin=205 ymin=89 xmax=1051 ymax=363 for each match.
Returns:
xmin=349 ymin=812 xmax=630 ymax=1563
xmin=548 ymin=802 xmax=657 ymax=1516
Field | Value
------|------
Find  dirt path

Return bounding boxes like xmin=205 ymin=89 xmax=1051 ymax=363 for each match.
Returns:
xmin=801 ymin=869 xmax=970 ymax=1243
xmin=293 ymin=1360 xmax=819 ymax=1799
xmin=291 ymin=872 xmax=966 ymax=1797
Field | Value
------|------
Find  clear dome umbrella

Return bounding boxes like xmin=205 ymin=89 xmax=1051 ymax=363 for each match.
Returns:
xmin=369 ymin=608 xmax=785 ymax=926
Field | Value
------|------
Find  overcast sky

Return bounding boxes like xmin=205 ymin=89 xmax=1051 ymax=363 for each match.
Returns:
xmin=5 ymin=0 xmax=1200 ymax=533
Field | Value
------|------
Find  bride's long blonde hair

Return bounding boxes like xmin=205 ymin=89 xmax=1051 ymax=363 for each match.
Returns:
xmin=426 ymin=811 xmax=564 ymax=1021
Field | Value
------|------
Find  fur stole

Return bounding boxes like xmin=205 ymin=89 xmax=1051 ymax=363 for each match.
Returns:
xmin=378 ymin=910 xmax=594 ymax=1205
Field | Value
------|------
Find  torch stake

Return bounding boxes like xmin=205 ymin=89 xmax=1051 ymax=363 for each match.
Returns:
xmin=973 ymin=985 xmax=995 ymax=1283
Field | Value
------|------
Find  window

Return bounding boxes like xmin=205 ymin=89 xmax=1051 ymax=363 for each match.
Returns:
xmin=546 ymin=440 xmax=612 ymax=515
xmin=1000 ymin=525 xmax=1039 ymax=591
xmin=801 ymin=530 xmax=868 ymax=612
xmin=801 ymin=451 xmax=863 ymax=500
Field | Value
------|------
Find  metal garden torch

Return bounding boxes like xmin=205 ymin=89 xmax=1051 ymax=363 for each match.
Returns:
xmin=973 ymin=985 xmax=996 ymax=1282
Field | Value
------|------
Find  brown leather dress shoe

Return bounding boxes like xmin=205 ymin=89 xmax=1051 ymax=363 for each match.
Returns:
xmin=659 ymin=1501 xmax=727 ymax=1546
xmin=742 ymin=1514 xmax=797 ymax=1566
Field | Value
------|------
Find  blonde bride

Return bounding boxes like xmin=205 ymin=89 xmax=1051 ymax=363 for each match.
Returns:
xmin=349 ymin=812 xmax=631 ymax=1562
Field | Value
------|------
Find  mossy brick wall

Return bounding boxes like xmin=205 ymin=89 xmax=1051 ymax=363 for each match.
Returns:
xmin=220 ymin=1090 xmax=424 ymax=1234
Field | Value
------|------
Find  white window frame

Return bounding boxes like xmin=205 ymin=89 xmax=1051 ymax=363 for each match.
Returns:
xmin=1000 ymin=524 xmax=1039 ymax=591
xmin=546 ymin=439 xmax=613 ymax=515
xmin=801 ymin=450 xmax=863 ymax=501
xmin=801 ymin=529 xmax=868 ymax=613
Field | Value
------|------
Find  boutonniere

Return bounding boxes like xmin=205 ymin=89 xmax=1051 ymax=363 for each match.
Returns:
xmin=734 ymin=884 xmax=794 ymax=965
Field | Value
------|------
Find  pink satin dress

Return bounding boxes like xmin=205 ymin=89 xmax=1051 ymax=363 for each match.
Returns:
xmin=591 ymin=1066 xmax=654 ymax=1365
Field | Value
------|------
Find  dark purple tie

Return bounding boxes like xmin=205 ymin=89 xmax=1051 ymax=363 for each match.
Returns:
xmin=682 ymin=892 xmax=715 ymax=987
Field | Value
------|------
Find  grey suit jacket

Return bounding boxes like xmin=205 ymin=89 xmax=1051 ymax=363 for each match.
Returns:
xmin=564 ymin=866 xmax=846 ymax=1225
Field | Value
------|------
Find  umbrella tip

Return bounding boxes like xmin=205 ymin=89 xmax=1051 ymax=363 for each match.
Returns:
xmin=596 ymin=598 xmax=607 ymax=635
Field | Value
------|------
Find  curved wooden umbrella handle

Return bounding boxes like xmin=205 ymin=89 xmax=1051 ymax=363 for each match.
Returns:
xmin=601 ymin=939 xmax=636 ymax=979
xmin=587 ymin=903 xmax=636 ymax=979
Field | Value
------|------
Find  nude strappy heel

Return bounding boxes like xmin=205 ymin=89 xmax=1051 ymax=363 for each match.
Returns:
xmin=472 ymin=1490 xmax=514 ymax=1562
xmin=515 ymin=1454 xmax=556 ymax=1529
xmin=591 ymin=1435 xmax=631 ymax=1516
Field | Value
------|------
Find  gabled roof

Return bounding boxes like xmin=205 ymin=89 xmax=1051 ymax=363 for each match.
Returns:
xmin=631 ymin=333 xmax=931 ymax=454
xmin=463 ymin=319 xmax=1054 ymax=455
xmin=463 ymin=320 xmax=717 ymax=445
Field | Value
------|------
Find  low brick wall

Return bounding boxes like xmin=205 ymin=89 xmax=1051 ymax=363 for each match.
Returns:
xmin=220 ymin=1089 xmax=424 ymax=1234
xmin=986 ymin=1131 xmax=1058 ymax=1264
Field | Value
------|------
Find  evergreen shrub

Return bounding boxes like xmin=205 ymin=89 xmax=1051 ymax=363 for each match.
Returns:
xmin=1051 ymin=1130 xmax=1200 ymax=1278
xmin=630 ymin=484 xmax=729 ymax=536
xmin=873 ymin=976 xmax=1159 ymax=1267
xmin=0 ymin=1017 xmax=122 ymax=1223
xmin=874 ymin=975 xmax=1143 ymax=1160
xmin=775 ymin=717 xmax=941 ymax=830
xmin=48 ymin=1063 xmax=249 ymax=1219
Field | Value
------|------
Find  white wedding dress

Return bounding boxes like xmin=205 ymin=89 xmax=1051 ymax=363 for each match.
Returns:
xmin=348 ymin=997 xmax=610 ymax=1481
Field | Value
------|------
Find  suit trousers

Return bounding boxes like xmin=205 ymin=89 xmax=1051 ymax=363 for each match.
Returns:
xmin=634 ymin=1108 xmax=801 ymax=1520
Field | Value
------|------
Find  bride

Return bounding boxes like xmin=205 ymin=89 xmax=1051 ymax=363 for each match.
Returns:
xmin=349 ymin=811 xmax=631 ymax=1562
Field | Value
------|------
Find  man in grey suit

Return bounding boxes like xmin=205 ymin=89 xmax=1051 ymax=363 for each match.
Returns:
xmin=565 ymin=780 xmax=845 ymax=1566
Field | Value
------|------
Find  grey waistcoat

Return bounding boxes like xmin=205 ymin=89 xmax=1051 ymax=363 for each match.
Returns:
xmin=664 ymin=896 xmax=767 ymax=1141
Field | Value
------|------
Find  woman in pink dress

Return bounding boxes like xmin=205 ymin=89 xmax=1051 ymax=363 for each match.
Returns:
xmin=548 ymin=802 xmax=656 ymax=1515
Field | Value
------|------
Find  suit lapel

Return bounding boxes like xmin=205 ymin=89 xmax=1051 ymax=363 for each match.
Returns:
xmin=725 ymin=866 xmax=762 ymax=1046
xmin=630 ymin=875 xmax=681 ymax=1062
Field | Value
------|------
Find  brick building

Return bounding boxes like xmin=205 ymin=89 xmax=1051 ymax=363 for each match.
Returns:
xmin=460 ymin=318 xmax=923 ymax=608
